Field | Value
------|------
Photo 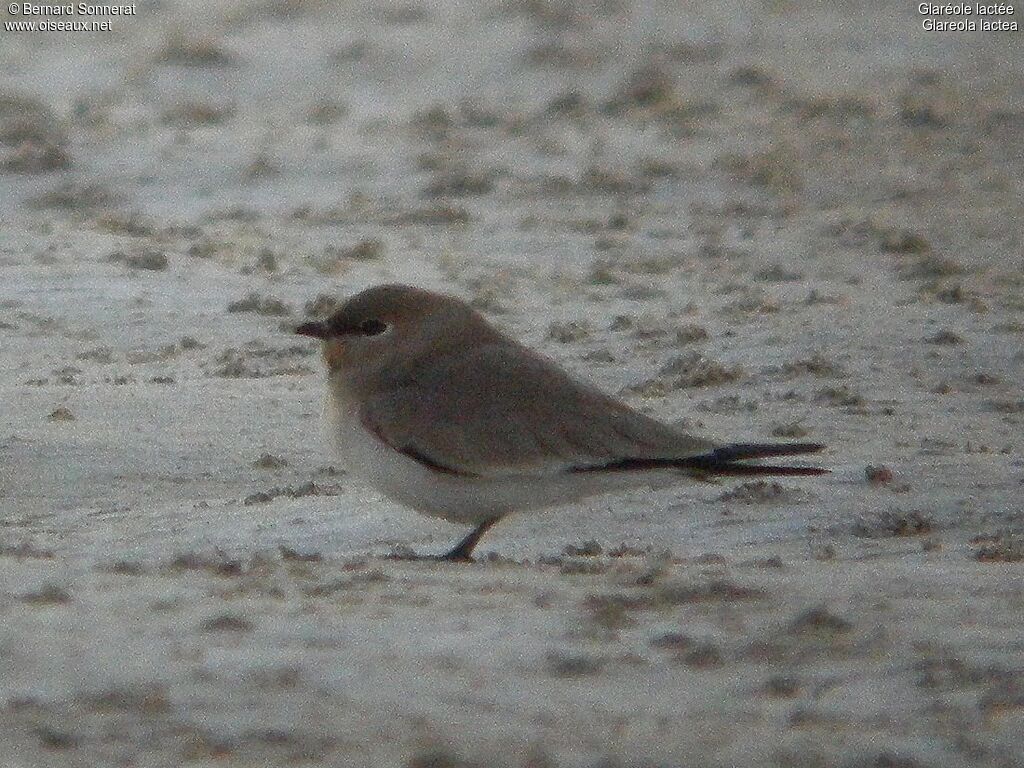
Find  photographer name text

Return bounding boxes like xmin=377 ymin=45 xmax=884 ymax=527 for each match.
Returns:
xmin=4 ymin=3 xmax=136 ymax=31
xmin=11 ymin=3 xmax=135 ymax=14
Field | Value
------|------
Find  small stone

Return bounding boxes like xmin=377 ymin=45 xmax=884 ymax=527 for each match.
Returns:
xmin=926 ymin=329 xmax=963 ymax=345
xmin=253 ymin=453 xmax=288 ymax=470
xmin=126 ymin=250 xmax=168 ymax=271
xmin=865 ymin=465 xmax=894 ymax=485
xmin=546 ymin=321 xmax=591 ymax=344
xmin=200 ymin=614 xmax=254 ymax=633
xmin=227 ymin=292 xmax=292 ymax=316
xmin=47 ymin=406 xmax=75 ymax=422
xmin=763 ymin=675 xmax=801 ymax=698
xmin=789 ymin=607 xmax=852 ymax=636
xmin=683 ymin=642 xmax=723 ymax=668
xmin=562 ymin=540 xmax=602 ymax=557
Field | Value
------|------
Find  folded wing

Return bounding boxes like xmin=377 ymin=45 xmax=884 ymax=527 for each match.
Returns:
xmin=360 ymin=344 xmax=714 ymax=477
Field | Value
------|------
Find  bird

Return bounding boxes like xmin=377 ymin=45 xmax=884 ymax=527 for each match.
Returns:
xmin=295 ymin=284 xmax=826 ymax=562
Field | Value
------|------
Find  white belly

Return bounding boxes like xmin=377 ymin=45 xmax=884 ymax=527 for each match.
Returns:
xmin=325 ymin=392 xmax=667 ymax=526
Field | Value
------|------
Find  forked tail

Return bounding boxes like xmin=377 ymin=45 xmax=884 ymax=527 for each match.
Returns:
xmin=678 ymin=442 xmax=827 ymax=476
xmin=571 ymin=442 xmax=827 ymax=476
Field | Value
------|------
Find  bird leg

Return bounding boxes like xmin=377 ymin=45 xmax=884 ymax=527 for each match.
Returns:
xmin=439 ymin=518 xmax=501 ymax=562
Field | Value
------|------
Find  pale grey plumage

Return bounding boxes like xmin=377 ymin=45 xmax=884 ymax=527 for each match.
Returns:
xmin=296 ymin=284 xmax=826 ymax=560
xmin=361 ymin=343 xmax=713 ymax=477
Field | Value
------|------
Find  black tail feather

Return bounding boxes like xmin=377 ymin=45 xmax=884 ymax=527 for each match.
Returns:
xmin=701 ymin=442 xmax=825 ymax=462
xmin=678 ymin=460 xmax=828 ymax=477
xmin=571 ymin=442 xmax=827 ymax=476
xmin=678 ymin=441 xmax=827 ymax=477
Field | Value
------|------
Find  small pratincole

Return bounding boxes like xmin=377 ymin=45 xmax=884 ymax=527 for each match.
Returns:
xmin=297 ymin=284 xmax=827 ymax=561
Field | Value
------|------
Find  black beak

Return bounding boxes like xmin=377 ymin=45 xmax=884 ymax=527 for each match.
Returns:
xmin=295 ymin=321 xmax=329 ymax=339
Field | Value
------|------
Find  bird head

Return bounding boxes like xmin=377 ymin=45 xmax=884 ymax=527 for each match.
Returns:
xmin=295 ymin=284 xmax=500 ymax=393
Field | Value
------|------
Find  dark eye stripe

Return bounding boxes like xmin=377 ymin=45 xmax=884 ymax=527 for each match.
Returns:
xmin=324 ymin=316 xmax=388 ymax=336
xmin=359 ymin=319 xmax=388 ymax=336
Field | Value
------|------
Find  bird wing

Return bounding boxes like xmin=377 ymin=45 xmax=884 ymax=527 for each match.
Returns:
xmin=359 ymin=343 xmax=713 ymax=478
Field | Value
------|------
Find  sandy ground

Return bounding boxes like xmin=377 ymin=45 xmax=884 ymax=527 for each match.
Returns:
xmin=2 ymin=1 xmax=1024 ymax=766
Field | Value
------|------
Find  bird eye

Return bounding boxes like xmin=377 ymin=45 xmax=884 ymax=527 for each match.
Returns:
xmin=359 ymin=318 xmax=388 ymax=336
